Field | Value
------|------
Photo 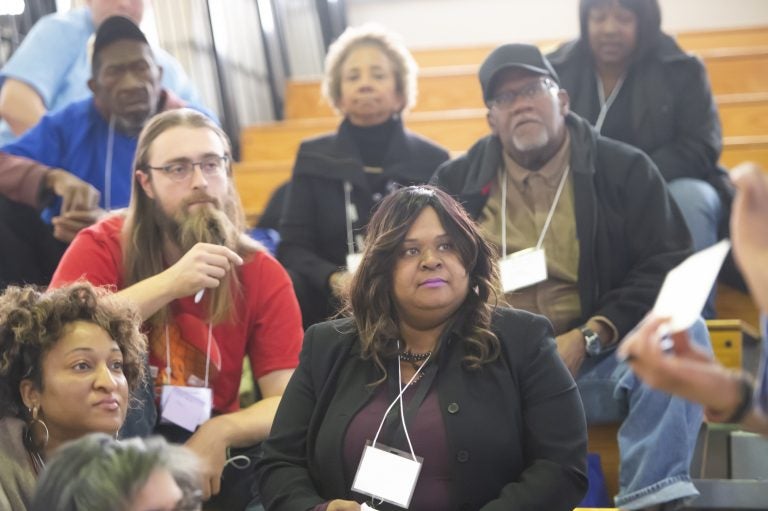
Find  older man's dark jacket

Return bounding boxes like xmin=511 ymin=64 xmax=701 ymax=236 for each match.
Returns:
xmin=431 ymin=113 xmax=693 ymax=339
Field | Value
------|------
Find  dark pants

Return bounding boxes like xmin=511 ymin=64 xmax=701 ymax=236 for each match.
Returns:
xmin=0 ymin=197 xmax=67 ymax=290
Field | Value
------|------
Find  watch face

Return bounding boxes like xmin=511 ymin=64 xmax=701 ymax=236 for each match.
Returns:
xmin=582 ymin=328 xmax=601 ymax=356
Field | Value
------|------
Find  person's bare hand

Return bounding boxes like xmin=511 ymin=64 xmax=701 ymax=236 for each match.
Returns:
xmin=618 ymin=314 xmax=712 ymax=392
xmin=327 ymin=500 xmax=362 ymax=511
xmin=51 ymin=208 xmax=105 ymax=242
xmin=184 ymin=419 xmax=228 ymax=500
xmin=555 ymin=329 xmax=587 ymax=376
xmin=730 ymin=162 xmax=768 ymax=311
xmin=163 ymin=243 xmax=243 ymax=300
xmin=45 ymin=168 xmax=100 ymax=213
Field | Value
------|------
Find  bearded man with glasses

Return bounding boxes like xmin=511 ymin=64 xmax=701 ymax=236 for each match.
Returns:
xmin=49 ymin=108 xmax=303 ymax=511
xmin=432 ymin=43 xmax=712 ymax=510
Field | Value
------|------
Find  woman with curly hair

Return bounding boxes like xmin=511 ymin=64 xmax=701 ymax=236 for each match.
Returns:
xmin=278 ymin=24 xmax=450 ymax=328
xmin=259 ymin=186 xmax=587 ymax=511
xmin=0 ymin=282 xmax=146 ymax=510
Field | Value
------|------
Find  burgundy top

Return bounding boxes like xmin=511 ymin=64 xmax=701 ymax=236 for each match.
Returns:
xmin=314 ymin=373 xmax=453 ymax=510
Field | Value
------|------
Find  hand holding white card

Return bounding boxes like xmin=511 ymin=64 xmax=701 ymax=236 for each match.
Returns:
xmin=652 ymin=239 xmax=731 ymax=333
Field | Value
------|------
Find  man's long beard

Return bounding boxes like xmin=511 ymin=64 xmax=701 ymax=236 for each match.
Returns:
xmin=156 ymin=193 xmax=239 ymax=254
xmin=153 ymin=192 xmax=241 ymax=323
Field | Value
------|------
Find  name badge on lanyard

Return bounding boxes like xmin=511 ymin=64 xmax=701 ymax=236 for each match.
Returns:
xmin=352 ymin=441 xmax=423 ymax=509
xmin=499 ymin=247 xmax=548 ymax=292
xmin=497 ymin=165 xmax=569 ymax=293
xmin=351 ymin=351 xmax=431 ymax=509
xmin=158 ymin=323 xmax=214 ymax=432
xmin=160 ymin=385 xmax=212 ymax=432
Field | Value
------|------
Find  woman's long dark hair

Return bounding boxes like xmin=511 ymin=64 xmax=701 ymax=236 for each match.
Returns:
xmin=346 ymin=186 xmax=500 ymax=383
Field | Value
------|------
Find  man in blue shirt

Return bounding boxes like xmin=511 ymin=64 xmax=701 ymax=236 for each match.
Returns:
xmin=0 ymin=16 xmax=193 ymax=288
xmin=0 ymin=0 xmax=206 ymax=146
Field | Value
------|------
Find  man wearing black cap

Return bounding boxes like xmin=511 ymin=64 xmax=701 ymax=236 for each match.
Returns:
xmin=0 ymin=15 xmax=196 ymax=289
xmin=432 ymin=43 xmax=709 ymax=510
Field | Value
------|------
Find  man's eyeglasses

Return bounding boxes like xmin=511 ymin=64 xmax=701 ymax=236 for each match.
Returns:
xmin=147 ymin=155 xmax=229 ymax=182
xmin=487 ymin=78 xmax=556 ymax=110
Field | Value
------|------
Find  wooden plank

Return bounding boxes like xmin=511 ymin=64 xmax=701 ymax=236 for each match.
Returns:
xmin=675 ymin=25 xmax=768 ymax=52
xmin=701 ymin=48 xmax=768 ymax=96
xmin=588 ymin=424 xmax=620 ymax=505
xmin=719 ymin=93 xmax=768 ymax=137
xmin=284 ymin=79 xmax=334 ymax=119
xmin=245 ymin=95 xmax=768 ymax=162
xmin=283 ymin=49 xmax=768 ymax=119
xmin=233 ymin=161 xmax=292 ymax=223
xmin=720 ymin=136 xmax=768 ymax=168
xmin=407 ymin=27 xmax=768 ymax=69
xmin=714 ymin=285 xmax=761 ymax=330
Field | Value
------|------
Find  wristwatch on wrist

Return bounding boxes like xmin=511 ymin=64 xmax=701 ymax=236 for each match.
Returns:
xmin=581 ymin=326 xmax=602 ymax=357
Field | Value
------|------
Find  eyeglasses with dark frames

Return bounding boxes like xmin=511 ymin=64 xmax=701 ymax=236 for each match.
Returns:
xmin=487 ymin=78 xmax=556 ymax=110
xmin=147 ymin=155 xmax=229 ymax=182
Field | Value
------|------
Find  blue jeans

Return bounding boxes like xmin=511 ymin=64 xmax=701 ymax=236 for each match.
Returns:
xmin=577 ymin=318 xmax=712 ymax=510
xmin=668 ymin=178 xmax=723 ymax=319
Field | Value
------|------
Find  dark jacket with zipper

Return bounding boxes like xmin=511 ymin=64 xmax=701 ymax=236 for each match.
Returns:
xmin=278 ymin=118 xmax=449 ymax=294
xmin=257 ymin=308 xmax=588 ymax=511
xmin=548 ymin=30 xmax=723 ymax=185
xmin=431 ymin=113 xmax=693 ymax=339
xmin=547 ymin=32 xmax=734 ymax=238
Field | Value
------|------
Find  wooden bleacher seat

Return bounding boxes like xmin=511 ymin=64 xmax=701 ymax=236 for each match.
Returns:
xmin=282 ymin=45 xmax=768 ymax=119
xmin=237 ymin=26 xmax=768 ymax=222
xmin=403 ymin=26 xmax=768 ymax=68
xmin=707 ymin=319 xmax=762 ymax=375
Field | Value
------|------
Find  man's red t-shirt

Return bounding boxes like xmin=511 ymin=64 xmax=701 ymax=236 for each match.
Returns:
xmin=50 ymin=214 xmax=303 ymax=413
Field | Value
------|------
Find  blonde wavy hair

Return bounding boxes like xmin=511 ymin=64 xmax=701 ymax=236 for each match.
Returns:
xmin=321 ymin=23 xmax=419 ymax=113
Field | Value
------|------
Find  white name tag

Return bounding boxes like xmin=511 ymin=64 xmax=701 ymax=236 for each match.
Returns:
xmin=351 ymin=442 xmax=422 ymax=509
xmin=160 ymin=385 xmax=212 ymax=432
xmin=347 ymin=252 xmax=363 ymax=274
xmin=499 ymin=247 xmax=548 ymax=293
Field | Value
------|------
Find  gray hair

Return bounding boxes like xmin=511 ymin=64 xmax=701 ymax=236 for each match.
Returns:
xmin=321 ymin=23 xmax=418 ymax=113
xmin=31 ymin=433 xmax=202 ymax=511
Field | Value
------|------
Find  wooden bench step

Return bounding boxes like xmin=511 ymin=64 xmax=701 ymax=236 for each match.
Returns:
xmin=408 ymin=26 xmax=768 ymax=68
xmin=242 ymin=105 xmax=768 ymax=162
xmin=234 ymin=134 xmax=768 ymax=219
xmin=284 ymin=47 xmax=768 ymax=119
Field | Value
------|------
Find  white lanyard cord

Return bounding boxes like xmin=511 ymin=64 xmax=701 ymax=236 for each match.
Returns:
xmin=164 ymin=324 xmax=172 ymax=383
xmin=204 ymin=322 xmax=213 ymax=388
xmin=370 ymin=351 xmax=431 ymax=462
xmin=163 ymin=320 xmax=213 ymax=388
xmin=501 ymin=164 xmax=571 ymax=255
xmin=105 ymin=115 xmax=115 ymax=211
xmin=344 ymin=180 xmax=355 ymax=256
xmin=594 ymin=72 xmax=626 ymax=133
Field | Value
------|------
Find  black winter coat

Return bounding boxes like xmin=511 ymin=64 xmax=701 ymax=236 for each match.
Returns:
xmin=431 ymin=114 xmax=693 ymax=339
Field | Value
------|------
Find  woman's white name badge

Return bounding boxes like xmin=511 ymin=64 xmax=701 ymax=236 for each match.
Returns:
xmin=351 ymin=441 xmax=423 ymax=509
xmin=160 ymin=386 xmax=212 ymax=432
xmin=499 ymin=247 xmax=548 ymax=293
xmin=347 ymin=252 xmax=363 ymax=274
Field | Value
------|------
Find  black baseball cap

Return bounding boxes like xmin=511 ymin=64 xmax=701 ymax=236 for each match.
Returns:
xmin=478 ymin=43 xmax=560 ymax=102
xmin=93 ymin=15 xmax=149 ymax=64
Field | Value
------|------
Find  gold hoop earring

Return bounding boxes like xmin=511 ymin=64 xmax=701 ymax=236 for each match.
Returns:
xmin=24 ymin=405 xmax=49 ymax=453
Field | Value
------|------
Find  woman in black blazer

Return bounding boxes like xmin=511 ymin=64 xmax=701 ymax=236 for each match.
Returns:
xmin=277 ymin=25 xmax=450 ymax=328
xmin=260 ymin=186 xmax=587 ymax=511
